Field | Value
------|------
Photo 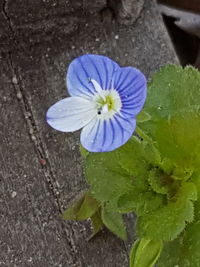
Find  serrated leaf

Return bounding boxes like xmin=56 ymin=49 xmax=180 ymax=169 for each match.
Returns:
xmin=130 ymin=238 xmax=163 ymax=267
xmin=141 ymin=65 xmax=200 ymax=171
xmin=136 ymin=182 xmax=197 ymax=241
xmin=117 ymin=136 xmax=152 ymax=192
xmin=158 ymin=200 xmax=200 ymax=267
xmin=85 ymin=136 xmax=165 ymax=217
xmin=85 ymin=145 xmax=133 ymax=203
xmin=101 ymin=206 xmax=127 ymax=240
xmin=85 ymin=136 xmax=152 ymax=206
xmin=118 ymin=136 xmax=148 ymax=176
xmin=62 ymin=192 xmax=100 ymax=221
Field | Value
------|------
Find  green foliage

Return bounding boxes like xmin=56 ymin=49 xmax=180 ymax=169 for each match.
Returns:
xmin=90 ymin=209 xmax=103 ymax=236
xmin=136 ymin=182 xmax=197 ymax=241
xmin=130 ymin=238 xmax=163 ymax=267
xmin=101 ymin=205 xmax=127 ymax=240
xmin=148 ymin=168 xmax=169 ymax=195
xmin=62 ymin=192 xmax=100 ymax=220
xmin=118 ymin=189 xmax=164 ymax=215
xmin=136 ymin=110 xmax=151 ymax=123
xmin=85 ymin=136 xmax=151 ymax=208
xmin=85 ymin=147 xmax=131 ymax=204
xmin=139 ymin=65 xmax=200 ymax=171
xmin=158 ymin=200 xmax=200 ymax=267
xmin=80 ymin=144 xmax=89 ymax=158
xmin=81 ymin=65 xmax=200 ymax=266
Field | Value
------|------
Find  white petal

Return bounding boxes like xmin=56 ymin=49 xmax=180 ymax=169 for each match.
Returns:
xmin=46 ymin=97 xmax=97 ymax=132
xmin=90 ymin=79 xmax=106 ymax=100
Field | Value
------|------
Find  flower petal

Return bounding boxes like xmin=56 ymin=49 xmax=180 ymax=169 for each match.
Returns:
xmin=46 ymin=97 xmax=96 ymax=132
xmin=67 ymin=54 xmax=120 ymax=99
xmin=80 ymin=114 xmax=136 ymax=152
xmin=112 ymin=67 xmax=147 ymax=117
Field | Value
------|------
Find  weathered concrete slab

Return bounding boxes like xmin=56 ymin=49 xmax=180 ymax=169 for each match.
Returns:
xmin=0 ymin=54 xmax=81 ymax=267
xmin=0 ymin=0 xmax=178 ymax=266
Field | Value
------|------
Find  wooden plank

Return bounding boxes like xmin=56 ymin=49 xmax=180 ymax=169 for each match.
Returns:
xmin=0 ymin=0 xmax=178 ymax=266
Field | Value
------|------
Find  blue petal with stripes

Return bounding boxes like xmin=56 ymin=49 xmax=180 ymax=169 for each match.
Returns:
xmin=67 ymin=54 xmax=120 ymax=99
xmin=81 ymin=115 xmax=136 ymax=152
xmin=112 ymin=67 xmax=147 ymax=118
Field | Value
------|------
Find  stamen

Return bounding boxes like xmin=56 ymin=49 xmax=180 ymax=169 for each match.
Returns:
xmin=90 ymin=78 xmax=106 ymax=101
xmin=102 ymin=104 xmax=109 ymax=114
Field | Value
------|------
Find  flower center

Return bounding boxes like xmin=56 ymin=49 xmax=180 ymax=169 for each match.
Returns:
xmin=90 ymin=78 xmax=122 ymax=119
xmin=98 ymin=95 xmax=115 ymax=112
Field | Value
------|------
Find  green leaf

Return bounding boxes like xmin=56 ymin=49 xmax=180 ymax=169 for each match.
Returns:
xmin=80 ymin=144 xmax=89 ymax=158
xmin=62 ymin=192 xmax=86 ymax=220
xmin=136 ymin=182 xmax=197 ymax=241
xmin=85 ymin=136 xmax=154 ymax=208
xmin=160 ymin=158 xmax=174 ymax=175
xmin=158 ymin=200 xmax=200 ymax=267
xmin=130 ymin=238 xmax=163 ymax=267
xmin=101 ymin=205 xmax=127 ymax=240
xmin=85 ymin=136 xmax=165 ymax=217
xmin=62 ymin=192 xmax=100 ymax=221
xmin=117 ymin=136 xmax=152 ymax=191
xmin=148 ymin=168 xmax=168 ymax=195
xmin=90 ymin=209 xmax=103 ymax=236
xmin=76 ymin=193 xmax=100 ymax=220
xmin=118 ymin=189 xmax=165 ymax=216
xmin=142 ymin=142 xmax=161 ymax=167
xmin=137 ymin=110 xmax=151 ymax=123
xmin=85 ymin=148 xmax=132 ymax=204
xmin=141 ymin=65 xmax=200 ymax=171
xmin=172 ymin=165 xmax=194 ymax=181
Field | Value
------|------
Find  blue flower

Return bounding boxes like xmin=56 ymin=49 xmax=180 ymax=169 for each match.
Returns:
xmin=46 ymin=54 xmax=147 ymax=152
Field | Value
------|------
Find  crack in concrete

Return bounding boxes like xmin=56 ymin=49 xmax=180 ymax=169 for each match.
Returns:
xmin=8 ymin=52 xmax=62 ymax=211
xmin=7 ymin=51 xmax=81 ymax=265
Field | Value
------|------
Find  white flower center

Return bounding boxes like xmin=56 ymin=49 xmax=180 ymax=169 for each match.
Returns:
xmin=90 ymin=78 xmax=122 ymax=119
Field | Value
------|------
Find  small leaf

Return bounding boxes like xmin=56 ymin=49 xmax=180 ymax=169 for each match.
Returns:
xmin=160 ymin=158 xmax=174 ymax=175
xmin=148 ymin=168 xmax=168 ymax=195
xmin=101 ymin=206 xmax=127 ymax=240
xmin=62 ymin=192 xmax=86 ymax=220
xmin=137 ymin=110 xmax=151 ymax=123
xmin=90 ymin=209 xmax=103 ymax=237
xmin=130 ymin=238 xmax=163 ymax=267
xmin=62 ymin=192 xmax=100 ymax=221
xmin=172 ymin=165 xmax=194 ymax=181
xmin=76 ymin=193 xmax=100 ymax=220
